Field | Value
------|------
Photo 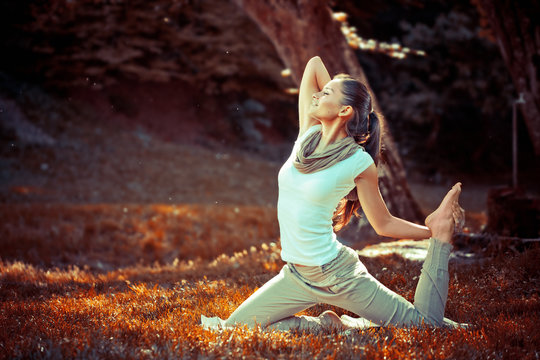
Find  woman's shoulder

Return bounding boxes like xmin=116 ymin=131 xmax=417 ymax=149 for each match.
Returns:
xmin=347 ymin=146 xmax=374 ymax=176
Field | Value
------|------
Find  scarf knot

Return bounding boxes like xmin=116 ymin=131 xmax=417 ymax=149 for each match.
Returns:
xmin=293 ymin=128 xmax=363 ymax=201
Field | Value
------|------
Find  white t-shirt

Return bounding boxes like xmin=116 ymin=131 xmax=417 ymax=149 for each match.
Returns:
xmin=277 ymin=125 xmax=374 ymax=266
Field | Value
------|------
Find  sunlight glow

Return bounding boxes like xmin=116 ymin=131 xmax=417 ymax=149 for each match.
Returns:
xmin=357 ymin=239 xmax=476 ymax=262
xmin=333 ymin=11 xmax=427 ymax=59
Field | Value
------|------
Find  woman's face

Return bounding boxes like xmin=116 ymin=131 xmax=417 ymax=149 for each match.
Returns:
xmin=308 ymin=79 xmax=345 ymax=122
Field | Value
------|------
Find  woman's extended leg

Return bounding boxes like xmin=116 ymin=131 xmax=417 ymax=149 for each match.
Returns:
xmin=224 ymin=264 xmax=318 ymax=329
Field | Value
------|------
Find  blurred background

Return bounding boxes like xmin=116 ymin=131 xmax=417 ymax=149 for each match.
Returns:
xmin=0 ymin=0 xmax=538 ymax=258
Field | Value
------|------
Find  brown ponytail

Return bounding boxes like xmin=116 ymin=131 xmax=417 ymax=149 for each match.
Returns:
xmin=333 ymin=199 xmax=360 ymax=232
xmin=331 ymin=75 xmax=382 ymax=232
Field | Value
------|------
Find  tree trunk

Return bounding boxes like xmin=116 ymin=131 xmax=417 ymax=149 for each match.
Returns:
xmin=485 ymin=187 xmax=540 ymax=238
xmin=475 ymin=0 xmax=540 ymax=155
xmin=231 ymin=0 xmax=425 ymax=232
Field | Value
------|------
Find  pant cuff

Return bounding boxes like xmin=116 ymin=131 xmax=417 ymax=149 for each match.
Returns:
xmin=424 ymin=237 xmax=452 ymax=272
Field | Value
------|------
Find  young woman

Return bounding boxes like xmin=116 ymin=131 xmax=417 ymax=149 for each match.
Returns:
xmin=202 ymin=56 xmax=466 ymax=331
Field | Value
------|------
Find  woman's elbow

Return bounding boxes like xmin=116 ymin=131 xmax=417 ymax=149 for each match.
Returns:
xmin=308 ymin=56 xmax=321 ymax=65
xmin=371 ymin=216 xmax=393 ymax=237
xmin=373 ymin=226 xmax=389 ymax=237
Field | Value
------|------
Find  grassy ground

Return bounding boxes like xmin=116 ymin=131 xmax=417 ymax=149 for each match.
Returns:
xmin=1 ymin=203 xmax=539 ymax=359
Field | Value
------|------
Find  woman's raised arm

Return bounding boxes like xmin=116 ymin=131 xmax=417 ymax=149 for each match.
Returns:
xmin=298 ymin=56 xmax=331 ymax=137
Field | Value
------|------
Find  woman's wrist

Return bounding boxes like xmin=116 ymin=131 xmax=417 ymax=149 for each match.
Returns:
xmin=381 ymin=217 xmax=432 ymax=240
xmin=419 ymin=226 xmax=432 ymax=240
xmin=405 ymin=223 xmax=431 ymax=240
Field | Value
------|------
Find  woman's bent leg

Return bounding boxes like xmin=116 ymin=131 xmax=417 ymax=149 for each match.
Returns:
xmin=324 ymin=265 xmax=425 ymax=327
xmin=224 ymin=265 xmax=317 ymax=329
xmin=292 ymin=246 xmax=426 ymax=327
xmin=414 ymin=182 xmax=462 ymax=324
xmin=413 ymin=237 xmax=453 ymax=325
xmin=322 ymin=184 xmax=461 ymax=328
xmin=318 ymin=240 xmax=451 ymax=328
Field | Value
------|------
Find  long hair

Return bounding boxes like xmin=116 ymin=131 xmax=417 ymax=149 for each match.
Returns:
xmin=332 ymin=74 xmax=382 ymax=231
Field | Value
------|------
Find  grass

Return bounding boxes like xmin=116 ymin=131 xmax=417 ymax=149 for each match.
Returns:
xmin=1 ymin=203 xmax=539 ymax=359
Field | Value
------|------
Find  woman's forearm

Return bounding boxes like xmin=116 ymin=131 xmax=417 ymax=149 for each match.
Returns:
xmin=378 ymin=215 xmax=432 ymax=240
xmin=306 ymin=56 xmax=331 ymax=91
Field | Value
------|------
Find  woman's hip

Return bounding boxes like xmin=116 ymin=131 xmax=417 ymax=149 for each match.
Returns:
xmin=289 ymin=245 xmax=367 ymax=287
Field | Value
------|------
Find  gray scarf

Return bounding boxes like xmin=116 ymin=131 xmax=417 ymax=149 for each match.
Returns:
xmin=293 ymin=128 xmax=362 ymax=201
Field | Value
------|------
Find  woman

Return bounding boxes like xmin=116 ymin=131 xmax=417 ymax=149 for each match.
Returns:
xmin=202 ymin=56 xmax=466 ymax=331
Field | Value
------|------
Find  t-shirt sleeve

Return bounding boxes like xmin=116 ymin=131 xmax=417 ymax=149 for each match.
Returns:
xmin=350 ymin=149 xmax=374 ymax=179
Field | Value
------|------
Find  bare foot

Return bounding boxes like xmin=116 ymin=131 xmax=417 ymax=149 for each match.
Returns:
xmin=425 ymin=183 xmax=463 ymax=243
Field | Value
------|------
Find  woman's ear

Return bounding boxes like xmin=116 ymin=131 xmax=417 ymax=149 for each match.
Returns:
xmin=339 ymin=105 xmax=353 ymax=119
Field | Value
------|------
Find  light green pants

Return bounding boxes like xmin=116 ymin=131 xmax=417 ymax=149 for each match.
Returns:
xmin=225 ymin=238 xmax=460 ymax=330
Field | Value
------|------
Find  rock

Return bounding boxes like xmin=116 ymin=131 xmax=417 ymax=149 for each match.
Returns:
xmin=0 ymin=97 xmax=56 ymax=146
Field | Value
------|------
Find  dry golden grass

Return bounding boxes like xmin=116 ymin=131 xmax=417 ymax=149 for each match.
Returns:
xmin=1 ymin=204 xmax=539 ymax=359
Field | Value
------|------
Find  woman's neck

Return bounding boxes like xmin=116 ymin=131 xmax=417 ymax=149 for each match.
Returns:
xmin=316 ymin=120 xmax=348 ymax=153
